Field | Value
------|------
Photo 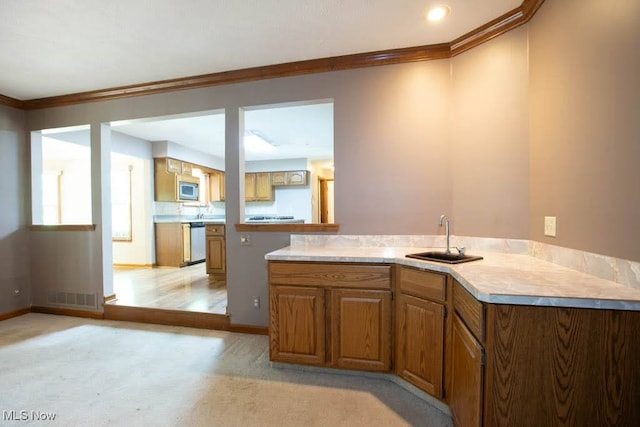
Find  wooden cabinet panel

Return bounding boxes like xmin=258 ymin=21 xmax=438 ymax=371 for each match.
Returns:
xmin=399 ymin=266 xmax=447 ymax=303
xmin=205 ymin=225 xmax=225 ymax=275
xmin=271 ymin=170 xmax=309 ymax=186
xmin=285 ymin=170 xmax=308 ymax=185
xmin=166 ymin=158 xmax=181 ymax=173
xmin=396 ymin=294 xmax=445 ymax=397
xmin=245 ymin=172 xmax=273 ymax=201
xmin=453 ymin=280 xmax=485 ymax=341
xmin=245 ymin=173 xmax=256 ymax=201
xmin=206 ymin=237 xmax=225 ymax=274
xmin=155 ymin=223 xmax=186 ymax=267
xmin=269 ymin=262 xmax=391 ymax=289
xmin=254 ymin=172 xmax=272 ymax=200
xmin=208 ymin=170 xmax=225 ymax=202
xmin=271 ymin=171 xmax=286 ymax=186
xmin=269 ymin=285 xmax=325 ymax=365
xmin=181 ymin=161 xmax=193 ymax=176
xmin=483 ymin=304 xmax=640 ymax=426
xmin=450 ymin=314 xmax=484 ymax=427
xmin=331 ymin=288 xmax=392 ymax=372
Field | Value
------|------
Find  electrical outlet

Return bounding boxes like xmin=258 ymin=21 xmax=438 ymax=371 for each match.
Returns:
xmin=240 ymin=235 xmax=251 ymax=246
xmin=544 ymin=216 xmax=557 ymax=237
xmin=253 ymin=296 xmax=260 ymax=309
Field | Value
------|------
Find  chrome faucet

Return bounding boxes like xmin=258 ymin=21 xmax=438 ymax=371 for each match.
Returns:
xmin=439 ymin=214 xmax=451 ymax=254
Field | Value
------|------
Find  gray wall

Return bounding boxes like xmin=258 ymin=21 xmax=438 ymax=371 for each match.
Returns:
xmin=529 ymin=0 xmax=640 ymax=261
xmin=3 ymin=0 xmax=638 ymax=323
xmin=0 ymin=104 xmax=30 ymax=314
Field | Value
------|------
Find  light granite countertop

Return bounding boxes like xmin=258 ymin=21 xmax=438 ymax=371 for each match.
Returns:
xmin=265 ymin=246 xmax=640 ymax=311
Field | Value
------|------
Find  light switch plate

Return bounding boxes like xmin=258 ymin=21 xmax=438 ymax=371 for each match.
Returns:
xmin=544 ymin=216 xmax=557 ymax=237
xmin=240 ymin=235 xmax=251 ymax=245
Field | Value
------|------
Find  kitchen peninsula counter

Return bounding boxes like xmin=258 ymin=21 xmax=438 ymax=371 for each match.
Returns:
xmin=265 ymin=245 xmax=640 ymax=311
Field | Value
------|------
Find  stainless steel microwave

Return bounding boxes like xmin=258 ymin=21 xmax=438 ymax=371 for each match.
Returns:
xmin=177 ymin=176 xmax=199 ymax=201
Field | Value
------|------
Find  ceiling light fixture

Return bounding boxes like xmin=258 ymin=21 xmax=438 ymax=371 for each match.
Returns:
xmin=244 ymin=130 xmax=277 ymax=153
xmin=427 ymin=5 xmax=450 ymax=22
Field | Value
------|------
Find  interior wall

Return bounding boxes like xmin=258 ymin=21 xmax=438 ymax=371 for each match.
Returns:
xmin=0 ymin=104 xmax=30 ymax=314
xmin=450 ymin=26 xmax=531 ymax=239
xmin=529 ymin=0 xmax=640 ymax=261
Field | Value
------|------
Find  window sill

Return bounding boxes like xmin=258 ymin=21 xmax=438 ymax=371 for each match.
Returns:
xmin=30 ymin=224 xmax=97 ymax=231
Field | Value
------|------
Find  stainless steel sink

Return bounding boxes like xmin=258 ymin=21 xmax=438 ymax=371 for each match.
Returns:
xmin=405 ymin=251 xmax=483 ymax=264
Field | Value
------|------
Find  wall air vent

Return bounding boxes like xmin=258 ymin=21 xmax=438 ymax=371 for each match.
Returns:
xmin=47 ymin=291 xmax=97 ymax=309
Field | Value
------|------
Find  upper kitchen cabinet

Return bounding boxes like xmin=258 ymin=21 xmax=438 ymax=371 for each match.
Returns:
xmin=271 ymin=170 xmax=309 ymax=186
xmin=245 ymin=172 xmax=273 ymax=201
xmin=154 ymin=158 xmax=199 ymax=202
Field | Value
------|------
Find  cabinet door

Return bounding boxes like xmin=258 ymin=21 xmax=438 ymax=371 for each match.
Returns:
xmin=245 ymin=173 xmax=256 ymax=201
xmin=205 ymin=236 xmax=225 ymax=274
xmin=271 ymin=171 xmax=286 ymax=186
xmin=254 ymin=172 xmax=273 ymax=201
xmin=396 ymin=294 xmax=445 ymax=397
xmin=181 ymin=224 xmax=191 ymax=264
xmin=166 ymin=158 xmax=181 ymax=173
xmin=331 ymin=288 xmax=392 ymax=372
xmin=450 ymin=315 xmax=484 ymax=427
xmin=286 ymin=170 xmax=308 ymax=185
xmin=270 ymin=285 xmax=325 ymax=365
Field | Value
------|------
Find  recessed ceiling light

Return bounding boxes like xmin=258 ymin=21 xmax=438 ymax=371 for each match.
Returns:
xmin=427 ymin=5 xmax=450 ymax=22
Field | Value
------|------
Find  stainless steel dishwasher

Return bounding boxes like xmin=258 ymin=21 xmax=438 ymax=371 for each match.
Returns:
xmin=188 ymin=222 xmax=206 ymax=264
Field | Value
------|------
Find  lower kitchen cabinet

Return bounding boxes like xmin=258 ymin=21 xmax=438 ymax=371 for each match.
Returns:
xmin=269 ymin=285 xmax=325 ymax=365
xmin=268 ymin=261 xmax=392 ymax=372
xmin=155 ymin=223 xmax=191 ymax=267
xmin=396 ymin=266 xmax=449 ymax=398
xmin=396 ymin=294 xmax=445 ymax=397
xmin=205 ymin=224 xmax=225 ymax=277
xmin=450 ymin=314 xmax=484 ymax=427
xmin=331 ymin=288 xmax=392 ymax=371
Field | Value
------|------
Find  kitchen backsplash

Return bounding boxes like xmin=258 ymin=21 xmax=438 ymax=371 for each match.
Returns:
xmin=153 ymin=201 xmax=225 ymax=217
xmin=289 ymin=234 xmax=640 ymax=290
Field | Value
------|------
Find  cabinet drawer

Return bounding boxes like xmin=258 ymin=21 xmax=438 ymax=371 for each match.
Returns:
xmin=206 ymin=224 xmax=225 ymax=236
xmin=453 ymin=281 xmax=484 ymax=342
xmin=398 ymin=266 xmax=447 ymax=303
xmin=269 ymin=262 xmax=391 ymax=289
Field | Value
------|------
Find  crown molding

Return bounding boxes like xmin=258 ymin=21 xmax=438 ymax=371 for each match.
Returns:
xmin=0 ymin=0 xmax=544 ymax=110
xmin=0 ymin=93 xmax=26 ymax=109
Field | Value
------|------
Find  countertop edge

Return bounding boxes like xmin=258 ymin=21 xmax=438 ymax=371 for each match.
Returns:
xmin=265 ymin=249 xmax=640 ymax=311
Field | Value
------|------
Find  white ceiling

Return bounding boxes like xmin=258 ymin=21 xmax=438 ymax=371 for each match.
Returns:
xmin=111 ymin=101 xmax=334 ymax=161
xmin=8 ymin=1 xmax=520 ymax=163
xmin=0 ymin=0 xmax=521 ymax=101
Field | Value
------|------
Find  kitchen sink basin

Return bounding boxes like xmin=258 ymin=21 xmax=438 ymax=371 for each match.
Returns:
xmin=405 ymin=251 xmax=483 ymax=264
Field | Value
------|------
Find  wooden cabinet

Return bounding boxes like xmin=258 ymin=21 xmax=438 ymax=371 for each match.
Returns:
xmin=245 ymin=172 xmax=273 ymax=201
xmin=205 ymin=224 xmax=225 ymax=277
xmin=450 ymin=314 xmax=484 ymax=427
xmin=181 ymin=161 xmax=193 ymax=176
xmin=331 ymin=288 xmax=392 ymax=371
xmin=154 ymin=158 xmax=200 ymax=202
xmin=166 ymin=158 xmax=181 ymax=173
xmin=396 ymin=294 xmax=445 ymax=397
xmin=209 ymin=170 xmax=225 ymax=202
xmin=395 ymin=266 xmax=449 ymax=398
xmin=155 ymin=222 xmax=190 ymax=267
xmin=269 ymin=285 xmax=325 ymax=365
xmin=271 ymin=170 xmax=309 ymax=186
xmin=268 ymin=261 xmax=392 ymax=372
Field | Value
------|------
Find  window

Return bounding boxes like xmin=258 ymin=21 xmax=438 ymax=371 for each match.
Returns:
xmin=31 ymin=126 xmax=93 ymax=225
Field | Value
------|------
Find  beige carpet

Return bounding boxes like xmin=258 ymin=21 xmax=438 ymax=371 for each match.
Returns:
xmin=0 ymin=314 xmax=453 ymax=427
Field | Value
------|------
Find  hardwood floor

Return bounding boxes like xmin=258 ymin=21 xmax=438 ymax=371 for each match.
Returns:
xmin=111 ymin=263 xmax=227 ymax=314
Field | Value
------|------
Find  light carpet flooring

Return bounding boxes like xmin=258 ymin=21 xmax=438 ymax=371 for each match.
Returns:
xmin=0 ymin=314 xmax=453 ymax=427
